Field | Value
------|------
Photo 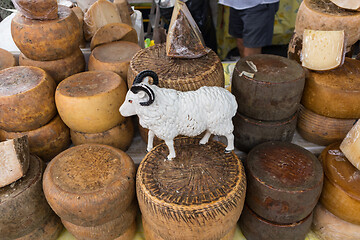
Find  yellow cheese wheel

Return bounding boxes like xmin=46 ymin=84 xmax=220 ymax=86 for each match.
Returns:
xmin=88 ymin=41 xmax=141 ymax=82
xmin=55 ymin=71 xmax=127 ymax=133
xmin=19 ymin=48 xmax=85 ymax=84
xmin=12 ymin=0 xmax=58 ymax=20
xmin=0 ymin=66 xmax=57 ymax=132
xmin=43 ymin=144 xmax=136 ymax=227
xmin=0 ymin=48 xmax=17 ymax=71
xmin=295 ymin=0 xmax=360 ymax=46
xmin=301 ymin=58 xmax=360 ymax=118
xmin=0 ymin=115 xmax=71 ymax=162
xmin=70 ymin=117 xmax=134 ymax=151
xmin=11 ymin=5 xmax=81 ymax=61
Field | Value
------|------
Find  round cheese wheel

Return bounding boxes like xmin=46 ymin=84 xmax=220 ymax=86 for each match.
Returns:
xmin=12 ymin=0 xmax=58 ymax=20
xmin=301 ymin=58 xmax=360 ymax=118
xmin=19 ymin=48 xmax=85 ymax=84
xmin=297 ymin=105 xmax=357 ymax=146
xmin=61 ymin=201 xmax=137 ymax=240
xmin=113 ymin=220 xmax=136 ymax=240
xmin=55 ymin=71 xmax=127 ymax=133
xmin=70 ymin=117 xmax=134 ymax=151
xmin=0 ymin=48 xmax=17 ymax=71
xmin=0 ymin=155 xmax=52 ymax=239
xmin=319 ymin=142 xmax=360 ymax=224
xmin=137 ymin=137 xmax=246 ymax=240
xmin=246 ymin=141 xmax=323 ymax=224
xmin=0 ymin=115 xmax=71 ymax=162
xmin=295 ymin=0 xmax=360 ymax=46
xmin=239 ymin=204 xmax=313 ymax=240
xmin=43 ymin=144 xmax=136 ymax=227
xmin=0 ymin=66 xmax=57 ymax=132
xmin=88 ymin=41 xmax=141 ymax=82
xmin=11 ymin=5 xmax=81 ymax=61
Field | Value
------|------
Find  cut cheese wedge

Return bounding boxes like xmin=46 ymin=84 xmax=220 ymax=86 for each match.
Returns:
xmin=12 ymin=0 xmax=58 ymax=20
xmin=330 ymin=0 xmax=360 ymax=10
xmin=114 ymin=0 xmax=133 ymax=26
xmin=340 ymin=120 xmax=360 ymax=170
xmin=302 ymin=29 xmax=345 ymax=71
xmin=0 ymin=48 xmax=16 ymax=71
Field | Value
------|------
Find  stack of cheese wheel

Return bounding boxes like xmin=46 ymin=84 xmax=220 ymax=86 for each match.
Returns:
xmin=11 ymin=3 xmax=85 ymax=85
xmin=43 ymin=144 xmax=137 ymax=240
xmin=137 ymin=137 xmax=246 ymax=240
xmin=0 ymin=66 xmax=71 ymax=162
xmin=0 ymin=48 xmax=17 ymax=70
xmin=240 ymin=141 xmax=323 ymax=240
xmin=231 ymin=54 xmax=305 ymax=152
xmin=297 ymin=58 xmax=360 ymax=145
xmin=55 ymin=71 xmax=134 ymax=151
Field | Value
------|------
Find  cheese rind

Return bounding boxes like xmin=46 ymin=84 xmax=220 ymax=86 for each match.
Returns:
xmin=0 ymin=48 xmax=17 ymax=71
xmin=340 ymin=120 xmax=360 ymax=170
xmin=12 ymin=0 xmax=58 ymax=20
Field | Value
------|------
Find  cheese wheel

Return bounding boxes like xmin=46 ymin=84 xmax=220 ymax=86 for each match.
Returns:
xmin=55 ymin=71 xmax=127 ymax=133
xmin=19 ymin=48 xmax=85 ymax=84
xmin=0 ymin=48 xmax=17 ymax=70
xmin=114 ymin=0 xmax=133 ymax=26
xmin=301 ymin=58 xmax=360 ymax=118
xmin=12 ymin=0 xmax=58 ymax=20
xmin=61 ymin=202 xmax=137 ymax=240
xmin=295 ymin=0 xmax=360 ymax=46
xmin=70 ymin=117 xmax=134 ymax=151
xmin=11 ymin=5 xmax=81 ymax=61
xmin=246 ymin=141 xmax=323 ymax=224
xmin=90 ymin=22 xmax=138 ymax=50
xmin=312 ymin=203 xmax=360 ymax=240
xmin=0 ymin=136 xmax=30 ymax=188
xmin=88 ymin=41 xmax=141 ymax=81
xmin=340 ymin=120 xmax=360 ymax=170
xmin=297 ymin=105 xmax=357 ymax=146
xmin=0 ymin=115 xmax=71 ymax=162
xmin=113 ymin=220 xmax=136 ymax=240
xmin=43 ymin=144 xmax=136 ymax=227
xmin=319 ymin=142 xmax=360 ymax=224
xmin=0 ymin=155 xmax=52 ymax=239
xmin=71 ymin=7 xmax=86 ymax=48
xmin=0 ymin=66 xmax=57 ymax=132
xmin=137 ymin=137 xmax=246 ymax=240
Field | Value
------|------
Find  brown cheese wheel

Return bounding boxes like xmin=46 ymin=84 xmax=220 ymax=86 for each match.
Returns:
xmin=128 ymin=43 xmax=224 ymax=91
xmin=55 ymin=71 xmax=127 ymax=133
xmin=113 ymin=220 xmax=137 ymax=240
xmin=0 ymin=66 xmax=57 ymax=132
xmin=0 ymin=48 xmax=17 ymax=71
xmin=70 ymin=117 xmax=134 ymax=151
xmin=12 ymin=0 xmax=58 ymax=20
xmin=0 ymin=155 xmax=52 ymax=239
xmin=43 ymin=144 xmax=136 ymax=226
xmin=246 ymin=141 xmax=323 ymax=224
xmin=137 ymin=137 xmax=246 ymax=240
xmin=88 ymin=41 xmax=141 ymax=82
xmin=295 ymin=0 xmax=360 ymax=46
xmin=19 ymin=48 xmax=85 ymax=84
xmin=0 ymin=115 xmax=71 ymax=162
xmin=319 ymin=142 xmax=360 ymax=224
xmin=301 ymin=58 xmax=360 ymax=118
xmin=11 ymin=5 xmax=81 ymax=61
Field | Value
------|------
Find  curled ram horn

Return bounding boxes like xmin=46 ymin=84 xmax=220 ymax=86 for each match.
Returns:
xmin=130 ymin=84 xmax=156 ymax=106
xmin=132 ymin=70 xmax=159 ymax=85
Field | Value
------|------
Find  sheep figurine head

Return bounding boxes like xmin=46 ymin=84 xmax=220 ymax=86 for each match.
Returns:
xmin=120 ymin=70 xmax=238 ymax=160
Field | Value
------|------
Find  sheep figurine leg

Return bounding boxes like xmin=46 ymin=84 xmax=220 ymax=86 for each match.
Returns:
xmin=164 ymin=139 xmax=176 ymax=160
xmin=199 ymin=130 xmax=212 ymax=145
xmin=225 ymin=133 xmax=235 ymax=153
xmin=147 ymin=130 xmax=155 ymax=152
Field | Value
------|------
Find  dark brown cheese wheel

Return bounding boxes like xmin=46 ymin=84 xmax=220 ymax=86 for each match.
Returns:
xmin=0 ymin=115 xmax=71 ymax=162
xmin=88 ymin=41 xmax=141 ymax=82
xmin=12 ymin=0 xmax=58 ymax=20
xmin=239 ymin=205 xmax=313 ymax=240
xmin=55 ymin=71 xmax=127 ymax=133
xmin=137 ymin=137 xmax=246 ymax=240
xmin=19 ymin=48 xmax=85 ymax=84
xmin=128 ymin=43 xmax=224 ymax=91
xmin=319 ymin=142 xmax=360 ymax=224
xmin=15 ymin=212 xmax=63 ymax=240
xmin=231 ymin=54 xmax=305 ymax=121
xmin=297 ymin=105 xmax=357 ymax=146
xmin=301 ymin=58 xmax=360 ymax=118
xmin=70 ymin=117 xmax=134 ymax=151
xmin=11 ymin=5 xmax=81 ymax=61
xmin=295 ymin=0 xmax=360 ymax=46
xmin=0 ymin=66 xmax=57 ymax=132
xmin=233 ymin=111 xmax=297 ymax=152
xmin=61 ymin=201 xmax=137 ymax=240
xmin=0 ymin=155 xmax=52 ymax=239
xmin=246 ymin=141 xmax=323 ymax=224
xmin=43 ymin=144 xmax=136 ymax=227
xmin=0 ymin=48 xmax=17 ymax=70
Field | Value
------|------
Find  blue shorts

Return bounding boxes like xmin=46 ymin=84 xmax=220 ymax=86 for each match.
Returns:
xmin=229 ymin=3 xmax=279 ymax=48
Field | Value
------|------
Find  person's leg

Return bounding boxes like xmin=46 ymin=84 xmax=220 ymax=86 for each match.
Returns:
xmin=229 ymin=7 xmax=245 ymax=57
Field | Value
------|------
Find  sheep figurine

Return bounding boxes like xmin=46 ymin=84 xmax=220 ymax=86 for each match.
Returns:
xmin=119 ymin=70 xmax=238 ymax=160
